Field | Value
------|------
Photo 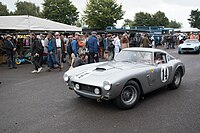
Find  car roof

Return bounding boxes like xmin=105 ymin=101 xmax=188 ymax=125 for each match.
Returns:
xmin=123 ymin=47 xmax=167 ymax=54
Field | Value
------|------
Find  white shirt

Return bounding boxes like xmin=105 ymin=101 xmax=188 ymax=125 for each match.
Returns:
xmin=113 ymin=37 xmax=121 ymax=53
xmin=56 ymin=38 xmax=61 ymax=48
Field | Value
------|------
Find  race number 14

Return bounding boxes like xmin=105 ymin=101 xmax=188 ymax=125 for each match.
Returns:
xmin=161 ymin=66 xmax=169 ymax=83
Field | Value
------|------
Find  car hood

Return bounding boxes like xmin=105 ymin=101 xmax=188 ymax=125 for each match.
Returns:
xmin=68 ymin=61 xmax=150 ymax=85
xmin=179 ymin=43 xmax=200 ymax=48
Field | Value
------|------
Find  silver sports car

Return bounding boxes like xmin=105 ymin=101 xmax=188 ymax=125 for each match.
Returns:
xmin=178 ymin=39 xmax=200 ymax=54
xmin=63 ymin=48 xmax=185 ymax=109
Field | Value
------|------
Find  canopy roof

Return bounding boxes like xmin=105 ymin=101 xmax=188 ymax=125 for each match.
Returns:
xmin=0 ymin=15 xmax=81 ymax=32
xmin=174 ymin=27 xmax=200 ymax=32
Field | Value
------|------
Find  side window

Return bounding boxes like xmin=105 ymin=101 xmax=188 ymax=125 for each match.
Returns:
xmin=167 ymin=55 xmax=175 ymax=62
xmin=161 ymin=54 xmax=167 ymax=63
xmin=154 ymin=52 xmax=167 ymax=64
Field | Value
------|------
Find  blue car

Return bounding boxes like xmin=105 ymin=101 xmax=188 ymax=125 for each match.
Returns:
xmin=178 ymin=39 xmax=200 ymax=54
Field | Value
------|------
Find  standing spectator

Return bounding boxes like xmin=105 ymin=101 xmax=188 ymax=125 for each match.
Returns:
xmin=166 ymin=34 xmax=171 ymax=49
xmin=170 ymin=35 xmax=176 ymax=49
xmin=113 ymin=34 xmax=121 ymax=57
xmin=66 ymin=35 xmax=73 ymax=66
xmin=101 ymin=34 xmax=106 ymax=59
xmin=30 ymin=33 xmax=43 ymax=73
xmin=133 ymin=33 xmax=142 ymax=47
xmin=150 ymin=35 xmax=155 ymax=48
xmin=106 ymin=34 xmax=115 ymax=60
xmin=129 ymin=33 xmax=136 ymax=47
xmin=55 ymin=32 xmax=65 ymax=69
xmin=40 ymin=34 xmax=48 ymax=64
xmin=4 ymin=34 xmax=17 ymax=69
xmin=140 ymin=34 xmax=150 ymax=48
xmin=70 ymin=32 xmax=80 ymax=66
xmin=46 ymin=32 xmax=59 ymax=72
xmin=97 ymin=34 xmax=103 ymax=59
xmin=121 ymin=33 xmax=129 ymax=49
xmin=87 ymin=31 xmax=99 ymax=63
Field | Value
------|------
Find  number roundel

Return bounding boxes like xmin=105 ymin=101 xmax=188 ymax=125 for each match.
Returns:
xmin=161 ymin=66 xmax=169 ymax=83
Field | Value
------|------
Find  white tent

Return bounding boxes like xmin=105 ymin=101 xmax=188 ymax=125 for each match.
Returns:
xmin=0 ymin=15 xmax=82 ymax=32
xmin=174 ymin=27 xmax=200 ymax=32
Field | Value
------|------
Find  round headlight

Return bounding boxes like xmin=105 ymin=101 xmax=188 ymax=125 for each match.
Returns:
xmin=63 ymin=72 xmax=69 ymax=82
xmin=94 ymin=88 xmax=100 ymax=95
xmin=75 ymin=84 xmax=80 ymax=90
xmin=103 ymin=81 xmax=111 ymax=91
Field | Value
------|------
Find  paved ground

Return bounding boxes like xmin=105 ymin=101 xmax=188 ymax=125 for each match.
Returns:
xmin=0 ymin=47 xmax=200 ymax=133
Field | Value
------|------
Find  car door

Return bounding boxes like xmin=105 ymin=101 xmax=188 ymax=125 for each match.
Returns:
xmin=146 ymin=52 xmax=172 ymax=91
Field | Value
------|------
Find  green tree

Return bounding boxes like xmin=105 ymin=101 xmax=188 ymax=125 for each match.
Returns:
xmin=83 ymin=0 xmax=124 ymax=29
xmin=14 ymin=1 xmax=41 ymax=17
xmin=42 ymin=0 xmax=79 ymax=25
xmin=133 ymin=12 xmax=152 ymax=26
xmin=0 ymin=2 xmax=9 ymax=16
xmin=188 ymin=9 xmax=200 ymax=29
xmin=123 ymin=19 xmax=135 ymax=27
xmin=132 ymin=11 xmax=171 ymax=27
xmin=152 ymin=11 xmax=169 ymax=26
xmin=167 ymin=20 xmax=182 ymax=28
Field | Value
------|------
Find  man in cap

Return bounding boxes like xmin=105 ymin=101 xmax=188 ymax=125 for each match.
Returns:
xmin=87 ymin=31 xmax=99 ymax=63
xmin=4 ymin=34 xmax=17 ymax=69
xmin=55 ymin=32 xmax=65 ymax=69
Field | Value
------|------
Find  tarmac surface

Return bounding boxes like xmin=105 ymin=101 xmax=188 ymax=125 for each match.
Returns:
xmin=0 ymin=47 xmax=200 ymax=133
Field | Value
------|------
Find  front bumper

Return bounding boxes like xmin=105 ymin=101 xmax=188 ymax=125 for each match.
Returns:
xmin=66 ymin=81 xmax=112 ymax=100
xmin=179 ymin=47 xmax=199 ymax=53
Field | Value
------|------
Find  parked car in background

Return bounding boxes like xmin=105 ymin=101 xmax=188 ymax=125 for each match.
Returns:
xmin=64 ymin=48 xmax=185 ymax=109
xmin=178 ymin=39 xmax=200 ymax=54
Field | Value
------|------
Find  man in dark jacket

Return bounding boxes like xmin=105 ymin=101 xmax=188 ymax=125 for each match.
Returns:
xmin=87 ymin=31 xmax=99 ymax=63
xmin=30 ymin=33 xmax=43 ymax=73
xmin=4 ymin=34 xmax=17 ymax=69
xmin=46 ymin=32 xmax=60 ymax=72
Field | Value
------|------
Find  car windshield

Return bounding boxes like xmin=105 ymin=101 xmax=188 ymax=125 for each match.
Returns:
xmin=184 ymin=39 xmax=199 ymax=43
xmin=115 ymin=50 xmax=153 ymax=64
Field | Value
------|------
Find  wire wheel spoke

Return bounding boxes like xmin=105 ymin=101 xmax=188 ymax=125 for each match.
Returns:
xmin=121 ymin=85 xmax=137 ymax=105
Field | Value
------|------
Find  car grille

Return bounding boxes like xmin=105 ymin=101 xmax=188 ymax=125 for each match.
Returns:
xmin=73 ymin=82 xmax=101 ymax=94
xmin=182 ymin=48 xmax=194 ymax=50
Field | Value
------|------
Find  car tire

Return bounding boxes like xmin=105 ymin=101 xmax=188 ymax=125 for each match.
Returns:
xmin=168 ymin=68 xmax=182 ymax=89
xmin=178 ymin=51 xmax=181 ymax=54
xmin=195 ymin=49 xmax=200 ymax=54
xmin=114 ymin=80 xmax=141 ymax=110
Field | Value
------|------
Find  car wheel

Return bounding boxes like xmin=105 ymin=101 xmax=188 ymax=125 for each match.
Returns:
xmin=178 ymin=51 xmax=181 ymax=54
xmin=168 ymin=68 xmax=182 ymax=89
xmin=195 ymin=49 xmax=200 ymax=54
xmin=114 ymin=80 xmax=141 ymax=109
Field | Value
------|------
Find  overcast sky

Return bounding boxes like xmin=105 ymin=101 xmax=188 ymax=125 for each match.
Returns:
xmin=1 ymin=0 xmax=200 ymax=28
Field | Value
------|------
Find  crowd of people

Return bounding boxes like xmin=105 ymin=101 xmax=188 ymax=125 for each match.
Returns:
xmin=0 ymin=31 xmax=200 ymax=73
